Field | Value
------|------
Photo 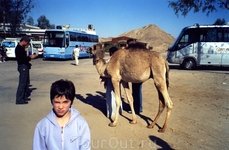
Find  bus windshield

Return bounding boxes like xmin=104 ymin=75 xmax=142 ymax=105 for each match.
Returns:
xmin=43 ymin=31 xmax=65 ymax=47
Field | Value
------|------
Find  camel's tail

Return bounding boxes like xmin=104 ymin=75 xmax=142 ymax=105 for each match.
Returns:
xmin=165 ymin=60 xmax=170 ymax=88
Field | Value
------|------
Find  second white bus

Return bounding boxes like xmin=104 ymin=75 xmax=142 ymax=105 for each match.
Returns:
xmin=167 ymin=23 xmax=229 ymax=69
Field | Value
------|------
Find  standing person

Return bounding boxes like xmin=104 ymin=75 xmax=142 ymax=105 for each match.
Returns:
xmin=74 ymin=45 xmax=80 ymax=66
xmin=104 ymin=46 xmax=122 ymax=119
xmin=0 ymin=47 xmax=3 ymax=63
xmin=0 ymin=45 xmax=7 ymax=62
xmin=33 ymin=79 xmax=91 ymax=150
xmin=15 ymin=36 xmax=36 ymax=105
xmin=126 ymin=39 xmax=143 ymax=114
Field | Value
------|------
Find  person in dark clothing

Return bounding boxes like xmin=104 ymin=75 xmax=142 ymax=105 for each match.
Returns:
xmin=15 ymin=36 xmax=36 ymax=105
xmin=131 ymin=83 xmax=143 ymax=114
xmin=0 ymin=45 xmax=7 ymax=62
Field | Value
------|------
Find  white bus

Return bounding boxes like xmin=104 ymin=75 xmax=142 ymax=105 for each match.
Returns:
xmin=167 ymin=23 xmax=229 ymax=69
xmin=43 ymin=26 xmax=98 ymax=60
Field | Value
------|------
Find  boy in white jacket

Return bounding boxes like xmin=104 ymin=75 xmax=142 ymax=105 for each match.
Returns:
xmin=33 ymin=79 xmax=90 ymax=150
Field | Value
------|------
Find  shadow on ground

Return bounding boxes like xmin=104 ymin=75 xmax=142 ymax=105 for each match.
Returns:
xmin=169 ymin=64 xmax=229 ymax=72
xmin=75 ymin=91 xmax=107 ymax=116
xmin=149 ymin=135 xmax=174 ymax=150
xmin=26 ymin=86 xmax=37 ymax=98
xmin=76 ymin=91 xmax=163 ymax=129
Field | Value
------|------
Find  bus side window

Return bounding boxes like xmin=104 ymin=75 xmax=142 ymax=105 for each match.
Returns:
xmin=217 ymin=28 xmax=223 ymax=42
xmin=177 ymin=34 xmax=190 ymax=49
xmin=200 ymin=35 xmax=205 ymax=42
xmin=224 ymin=29 xmax=229 ymax=42
xmin=206 ymin=29 xmax=217 ymax=42
xmin=217 ymin=32 xmax=223 ymax=42
xmin=66 ymin=34 xmax=69 ymax=47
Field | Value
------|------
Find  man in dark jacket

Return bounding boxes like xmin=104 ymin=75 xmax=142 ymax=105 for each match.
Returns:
xmin=15 ymin=36 xmax=36 ymax=105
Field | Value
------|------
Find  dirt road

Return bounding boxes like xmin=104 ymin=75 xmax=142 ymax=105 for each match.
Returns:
xmin=0 ymin=56 xmax=228 ymax=150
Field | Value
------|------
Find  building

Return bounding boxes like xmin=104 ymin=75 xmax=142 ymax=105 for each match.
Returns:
xmin=0 ymin=23 xmax=46 ymax=41
xmin=102 ymin=36 xmax=147 ymax=50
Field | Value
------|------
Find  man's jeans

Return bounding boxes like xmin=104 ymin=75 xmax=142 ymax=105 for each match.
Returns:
xmin=132 ymin=83 xmax=143 ymax=114
xmin=16 ymin=64 xmax=29 ymax=103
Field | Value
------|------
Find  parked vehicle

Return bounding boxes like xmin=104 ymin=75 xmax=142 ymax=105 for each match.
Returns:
xmin=43 ymin=24 xmax=98 ymax=59
xmin=32 ymin=41 xmax=43 ymax=56
xmin=167 ymin=23 xmax=229 ymax=69
xmin=1 ymin=38 xmax=39 ymax=58
xmin=1 ymin=38 xmax=20 ymax=58
xmin=27 ymin=42 xmax=39 ymax=57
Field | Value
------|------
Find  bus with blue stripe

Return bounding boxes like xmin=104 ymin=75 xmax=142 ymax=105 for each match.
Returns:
xmin=43 ymin=27 xmax=98 ymax=59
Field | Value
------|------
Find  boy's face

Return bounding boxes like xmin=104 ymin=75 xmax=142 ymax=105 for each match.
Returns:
xmin=52 ymin=95 xmax=71 ymax=118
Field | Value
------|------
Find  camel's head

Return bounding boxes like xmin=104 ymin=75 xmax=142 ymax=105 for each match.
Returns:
xmin=87 ymin=43 xmax=102 ymax=55
xmin=87 ymin=43 xmax=105 ymax=65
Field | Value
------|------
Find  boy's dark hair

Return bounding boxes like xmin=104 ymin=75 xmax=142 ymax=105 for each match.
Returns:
xmin=50 ymin=79 xmax=75 ymax=104
xmin=75 ymin=45 xmax=78 ymax=48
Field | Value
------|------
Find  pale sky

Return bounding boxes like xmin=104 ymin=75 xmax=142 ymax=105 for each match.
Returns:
xmin=29 ymin=0 xmax=229 ymax=38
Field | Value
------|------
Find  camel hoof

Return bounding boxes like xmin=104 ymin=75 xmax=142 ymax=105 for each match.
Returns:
xmin=147 ymin=125 xmax=154 ymax=129
xmin=158 ymin=128 xmax=165 ymax=132
xmin=129 ymin=120 xmax=137 ymax=124
xmin=109 ymin=122 xmax=117 ymax=127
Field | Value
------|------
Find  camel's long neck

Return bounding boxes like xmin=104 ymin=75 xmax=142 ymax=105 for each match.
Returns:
xmin=95 ymin=59 xmax=109 ymax=77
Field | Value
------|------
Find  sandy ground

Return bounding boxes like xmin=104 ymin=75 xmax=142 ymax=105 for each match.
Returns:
xmin=0 ymin=54 xmax=229 ymax=150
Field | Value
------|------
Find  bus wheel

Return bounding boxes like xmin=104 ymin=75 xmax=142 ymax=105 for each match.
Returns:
xmin=182 ymin=59 xmax=196 ymax=70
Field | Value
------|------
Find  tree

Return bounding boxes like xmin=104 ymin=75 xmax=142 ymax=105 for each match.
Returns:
xmin=37 ymin=15 xmax=51 ymax=29
xmin=0 ymin=0 xmax=34 ymax=36
xmin=49 ymin=24 xmax=55 ymax=29
xmin=168 ymin=0 xmax=229 ymax=17
xmin=213 ymin=18 xmax=226 ymax=25
xmin=26 ymin=16 xmax=34 ymax=26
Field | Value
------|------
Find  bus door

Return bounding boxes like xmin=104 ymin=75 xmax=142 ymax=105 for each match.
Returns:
xmin=64 ymin=33 xmax=72 ymax=55
xmin=167 ymin=30 xmax=195 ymax=64
xmin=221 ymin=29 xmax=229 ymax=66
xmin=221 ymin=51 xmax=229 ymax=65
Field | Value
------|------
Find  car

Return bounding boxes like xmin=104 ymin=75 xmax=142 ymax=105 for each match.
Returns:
xmin=27 ymin=42 xmax=39 ymax=57
xmin=32 ymin=41 xmax=43 ymax=56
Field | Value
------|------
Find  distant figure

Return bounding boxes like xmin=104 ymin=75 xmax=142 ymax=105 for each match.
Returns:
xmin=74 ymin=45 xmax=80 ymax=66
xmin=33 ymin=79 xmax=91 ymax=149
xmin=0 ymin=45 xmax=7 ymax=62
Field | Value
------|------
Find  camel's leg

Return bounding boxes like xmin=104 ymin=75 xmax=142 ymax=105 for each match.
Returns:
xmin=149 ymin=75 xmax=173 ymax=132
xmin=158 ymin=81 xmax=173 ymax=132
xmin=122 ymin=82 xmax=137 ymax=124
xmin=109 ymin=79 xmax=122 ymax=127
xmin=147 ymin=90 xmax=165 ymax=128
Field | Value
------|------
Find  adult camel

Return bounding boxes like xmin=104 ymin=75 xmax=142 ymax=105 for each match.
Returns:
xmin=87 ymin=43 xmax=173 ymax=132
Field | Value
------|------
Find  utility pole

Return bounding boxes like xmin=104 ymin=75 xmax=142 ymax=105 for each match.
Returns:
xmin=1 ymin=0 xmax=6 ymax=38
xmin=3 ymin=8 xmax=6 ymax=38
